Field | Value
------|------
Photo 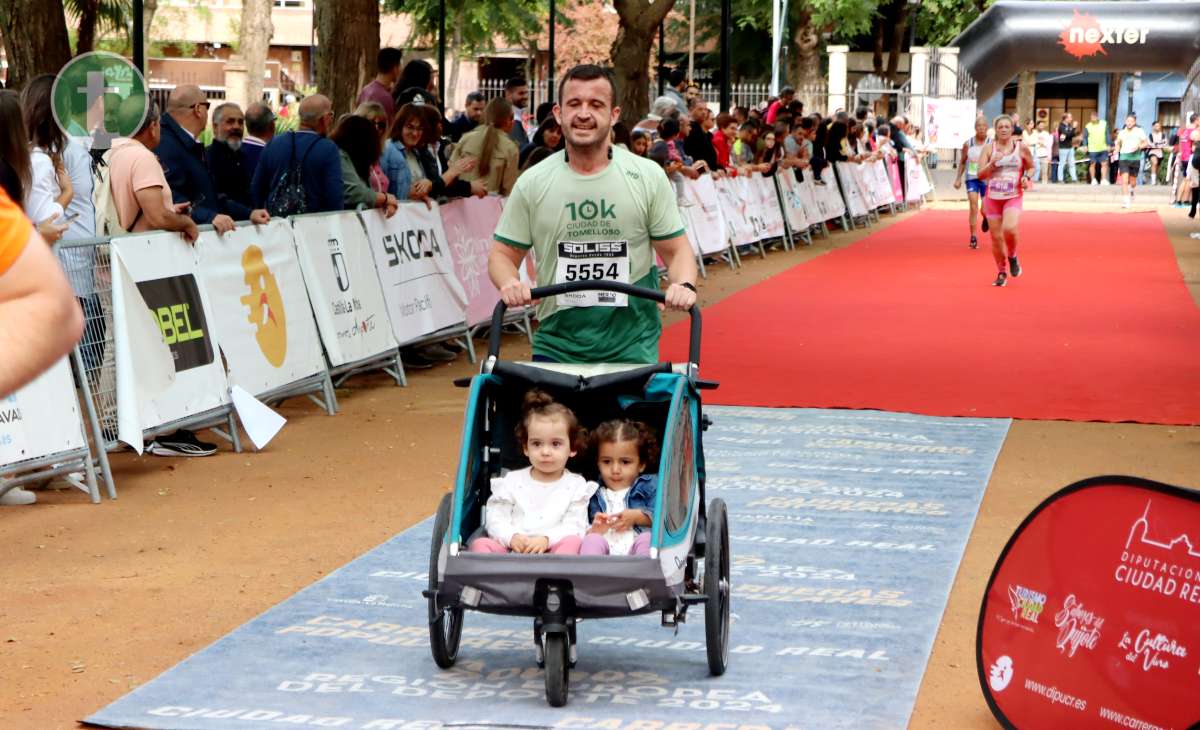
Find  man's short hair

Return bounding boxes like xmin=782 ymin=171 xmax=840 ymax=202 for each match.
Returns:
xmin=377 ymin=47 xmax=402 ymax=74
xmin=212 ymin=101 xmax=241 ymax=125
xmin=780 ymin=86 xmax=795 ymax=98
xmin=660 ymin=117 xmax=680 ymax=139
xmin=855 ymin=106 xmax=870 ymax=121
xmin=669 ymin=68 xmax=687 ymax=87
xmin=649 ymin=95 xmax=678 ymax=119
xmin=505 ymin=77 xmax=528 ymax=92
xmin=715 ymin=112 xmax=734 ymax=129
xmin=535 ymin=100 xmax=555 ymax=124
xmin=245 ymin=102 xmax=275 ymax=136
xmin=465 ymin=91 xmax=485 ymax=105
xmin=558 ymin=64 xmax=618 ymax=107
xmin=133 ymin=100 xmax=160 ymax=136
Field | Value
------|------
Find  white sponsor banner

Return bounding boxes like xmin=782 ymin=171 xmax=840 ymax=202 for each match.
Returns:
xmin=836 ymin=162 xmax=871 ymax=218
xmin=774 ymin=169 xmax=811 ymax=232
xmin=197 ymin=221 xmax=327 ymax=396
xmin=923 ymin=98 xmax=977 ymax=151
xmin=713 ymin=176 xmax=756 ymax=246
xmin=749 ymin=174 xmax=786 ymax=239
xmin=814 ymin=166 xmax=847 ymax=221
xmin=361 ymin=203 xmax=468 ymax=344
xmin=679 ymin=176 xmax=729 ymax=256
xmin=0 ymin=359 xmax=87 ymax=466
xmin=794 ymin=168 xmax=826 ymax=224
xmin=904 ymin=151 xmax=934 ymax=202
xmin=866 ymin=160 xmax=897 ymax=208
xmin=291 ymin=212 xmax=397 ymax=367
xmin=112 ymin=232 xmax=230 ymax=441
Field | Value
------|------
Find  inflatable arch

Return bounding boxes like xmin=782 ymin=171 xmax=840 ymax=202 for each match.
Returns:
xmin=953 ymin=0 xmax=1200 ymax=102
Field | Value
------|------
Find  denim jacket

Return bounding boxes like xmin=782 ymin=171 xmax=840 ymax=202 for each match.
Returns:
xmin=587 ymin=474 xmax=658 ymax=535
xmin=380 ymin=140 xmax=413 ymax=200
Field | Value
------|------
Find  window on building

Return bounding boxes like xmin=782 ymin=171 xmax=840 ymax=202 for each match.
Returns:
xmin=1156 ymin=99 xmax=1181 ymax=130
xmin=273 ymin=0 xmax=304 ymax=7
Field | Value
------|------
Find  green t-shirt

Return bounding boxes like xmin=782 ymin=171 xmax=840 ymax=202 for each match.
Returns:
xmin=1085 ymin=120 xmax=1109 ymax=152
xmin=494 ymin=146 xmax=686 ymax=364
xmin=1116 ymin=127 xmax=1147 ymax=161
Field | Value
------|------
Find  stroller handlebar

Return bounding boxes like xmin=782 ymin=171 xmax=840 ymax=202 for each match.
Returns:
xmin=487 ymin=281 xmax=702 ymax=367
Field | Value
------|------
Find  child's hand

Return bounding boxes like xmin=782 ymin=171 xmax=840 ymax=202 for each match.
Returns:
xmin=589 ymin=514 xmax=610 ymax=534
xmin=608 ymin=510 xmax=641 ymax=533
xmin=511 ymin=534 xmax=549 ymax=553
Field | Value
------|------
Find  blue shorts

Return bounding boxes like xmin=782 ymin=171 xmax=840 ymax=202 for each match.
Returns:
xmin=965 ymin=178 xmax=987 ymax=196
xmin=1088 ymin=151 xmax=1108 ymax=164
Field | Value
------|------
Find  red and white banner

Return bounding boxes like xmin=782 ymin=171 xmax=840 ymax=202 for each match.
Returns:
xmin=978 ymin=476 xmax=1200 ymax=730
xmin=441 ymin=196 xmax=507 ymax=327
xmin=679 ymin=175 xmax=730 ymax=256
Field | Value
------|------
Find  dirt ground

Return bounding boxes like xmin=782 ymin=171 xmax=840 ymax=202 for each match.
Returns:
xmin=2 ymin=203 xmax=1197 ymax=730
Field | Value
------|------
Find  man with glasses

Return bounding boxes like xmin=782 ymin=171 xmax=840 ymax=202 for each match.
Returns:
xmin=157 ymin=85 xmax=269 ymax=235
xmin=250 ymin=94 xmax=344 ymax=215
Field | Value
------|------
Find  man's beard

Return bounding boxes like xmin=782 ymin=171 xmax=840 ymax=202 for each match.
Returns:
xmin=223 ymin=135 xmax=243 ymax=151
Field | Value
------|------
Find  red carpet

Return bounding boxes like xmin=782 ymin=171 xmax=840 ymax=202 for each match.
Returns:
xmin=662 ymin=210 xmax=1200 ymax=425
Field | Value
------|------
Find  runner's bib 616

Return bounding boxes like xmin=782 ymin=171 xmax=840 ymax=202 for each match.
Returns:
xmin=554 ymin=240 xmax=630 ymax=308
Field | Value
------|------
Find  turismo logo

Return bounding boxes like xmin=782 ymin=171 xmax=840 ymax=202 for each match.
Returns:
xmin=989 ymin=655 xmax=1013 ymax=692
xmin=1007 ymin=584 xmax=1046 ymax=624
xmin=239 ymin=245 xmax=288 ymax=367
xmin=137 ymin=275 xmax=213 ymax=372
xmin=1057 ymin=10 xmax=1149 ymax=60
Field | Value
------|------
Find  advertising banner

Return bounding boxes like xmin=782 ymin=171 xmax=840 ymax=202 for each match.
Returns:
xmin=679 ymin=175 xmax=730 ymax=256
xmin=923 ymin=98 xmax=978 ymax=151
xmin=814 ymin=167 xmax=847 ymax=221
xmin=361 ymin=203 xmax=468 ymax=344
xmin=866 ymin=160 xmax=898 ymax=208
xmin=978 ymin=476 xmax=1200 ymax=730
xmin=904 ymin=152 xmax=933 ymax=203
xmin=775 ymin=169 xmax=811 ymax=233
xmin=713 ymin=176 xmax=756 ymax=247
xmin=112 ymin=233 xmax=230 ymax=438
xmin=794 ymin=168 xmax=826 ymax=224
xmin=291 ymin=212 xmax=397 ymax=367
xmin=197 ymin=221 xmax=326 ymax=395
xmin=836 ymin=163 xmax=871 ymax=218
xmin=440 ymin=196 xmax=507 ymax=326
xmin=0 ymin=359 xmax=87 ymax=467
xmin=749 ymin=174 xmax=786 ymax=240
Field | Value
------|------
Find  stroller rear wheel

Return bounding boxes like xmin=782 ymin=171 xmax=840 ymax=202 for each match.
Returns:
xmin=704 ymin=498 xmax=731 ymax=676
xmin=544 ymin=632 xmax=570 ymax=707
xmin=428 ymin=493 xmax=464 ymax=668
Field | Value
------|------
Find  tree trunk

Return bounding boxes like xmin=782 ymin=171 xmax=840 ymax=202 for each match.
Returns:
xmin=143 ymin=0 xmax=158 ymax=63
xmin=1015 ymin=69 xmax=1037 ymax=125
xmin=447 ymin=10 xmax=463 ymax=111
xmin=77 ymin=0 xmax=100 ymax=54
xmin=611 ymin=0 xmax=675 ymax=123
xmin=788 ymin=7 xmax=821 ymax=109
xmin=885 ymin=1 xmax=909 ymax=83
xmin=1106 ymin=72 xmax=1123 ymax=135
xmin=872 ymin=21 xmax=885 ymax=77
xmin=315 ymin=0 xmax=379 ymax=115
xmin=0 ymin=0 xmax=72 ymax=90
xmin=239 ymin=0 xmax=274 ymax=107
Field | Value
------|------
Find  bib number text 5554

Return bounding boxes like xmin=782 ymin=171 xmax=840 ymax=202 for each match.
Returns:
xmin=562 ymin=262 xmax=620 ymax=282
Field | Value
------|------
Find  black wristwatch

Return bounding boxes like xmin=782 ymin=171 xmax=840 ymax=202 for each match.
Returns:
xmin=680 ymin=282 xmax=697 ymax=293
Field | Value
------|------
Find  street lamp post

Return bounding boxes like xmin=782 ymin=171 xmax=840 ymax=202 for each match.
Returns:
xmin=133 ymin=0 xmax=145 ymax=73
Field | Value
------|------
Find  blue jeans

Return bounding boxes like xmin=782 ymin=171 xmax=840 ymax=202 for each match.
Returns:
xmin=1057 ymin=147 xmax=1077 ymax=182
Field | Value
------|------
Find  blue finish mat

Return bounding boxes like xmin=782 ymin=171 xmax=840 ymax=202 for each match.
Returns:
xmin=87 ymin=407 xmax=1009 ymax=730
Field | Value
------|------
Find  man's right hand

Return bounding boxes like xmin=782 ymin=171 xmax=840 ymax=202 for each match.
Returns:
xmin=499 ymin=277 xmax=532 ymax=308
xmin=181 ymin=219 xmax=200 ymax=245
xmin=212 ymin=214 xmax=236 ymax=236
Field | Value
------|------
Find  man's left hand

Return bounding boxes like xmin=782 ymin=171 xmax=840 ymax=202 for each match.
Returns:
xmin=212 ymin=214 xmax=236 ymax=235
xmin=249 ymin=209 xmax=270 ymax=225
xmin=663 ymin=282 xmax=697 ymax=311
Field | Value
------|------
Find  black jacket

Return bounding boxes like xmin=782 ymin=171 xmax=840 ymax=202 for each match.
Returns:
xmin=684 ymin=124 xmax=721 ymax=171
xmin=156 ymin=114 xmax=250 ymax=223
xmin=205 ymin=140 xmax=254 ymax=210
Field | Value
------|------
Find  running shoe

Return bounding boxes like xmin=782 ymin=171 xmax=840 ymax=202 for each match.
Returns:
xmin=1092 ymin=179 xmax=1100 ymax=186
xmin=992 ymin=271 xmax=1008 ymax=287
xmin=970 ymin=235 xmax=978 ymax=249
xmin=1008 ymin=257 xmax=1022 ymax=278
xmin=1122 ymin=196 xmax=1131 ymax=208
xmin=148 ymin=430 xmax=218 ymax=457
xmin=1102 ymin=179 xmax=1111 ymax=186
xmin=981 ymin=217 xmax=989 ymax=233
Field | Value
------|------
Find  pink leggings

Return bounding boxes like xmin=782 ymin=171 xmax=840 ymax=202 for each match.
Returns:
xmin=468 ymin=533 xmax=652 ymax=556
xmin=982 ymin=194 xmax=1022 ymax=218
xmin=469 ymin=535 xmax=584 ymax=554
xmin=579 ymin=532 xmax=653 ymax=557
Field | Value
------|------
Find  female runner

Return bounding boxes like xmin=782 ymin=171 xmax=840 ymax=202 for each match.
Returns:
xmin=953 ymin=116 xmax=991 ymax=249
xmin=976 ymin=115 xmax=1034 ymax=287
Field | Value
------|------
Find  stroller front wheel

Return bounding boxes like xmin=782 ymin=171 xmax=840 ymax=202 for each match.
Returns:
xmin=544 ymin=632 xmax=570 ymax=707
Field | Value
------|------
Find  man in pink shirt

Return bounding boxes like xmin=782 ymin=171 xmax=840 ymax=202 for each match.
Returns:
xmin=357 ymin=47 xmax=402 ymax=123
xmin=104 ymin=101 xmax=198 ymax=241
xmin=765 ymin=87 xmax=795 ymax=125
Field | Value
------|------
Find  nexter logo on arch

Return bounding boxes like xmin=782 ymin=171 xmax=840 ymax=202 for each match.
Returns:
xmin=1058 ymin=10 xmax=1149 ymax=60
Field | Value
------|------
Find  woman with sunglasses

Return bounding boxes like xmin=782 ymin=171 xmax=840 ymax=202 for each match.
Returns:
xmin=355 ymin=101 xmax=392 ymax=194
xmin=330 ymin=114 xmax=398 ymax=217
